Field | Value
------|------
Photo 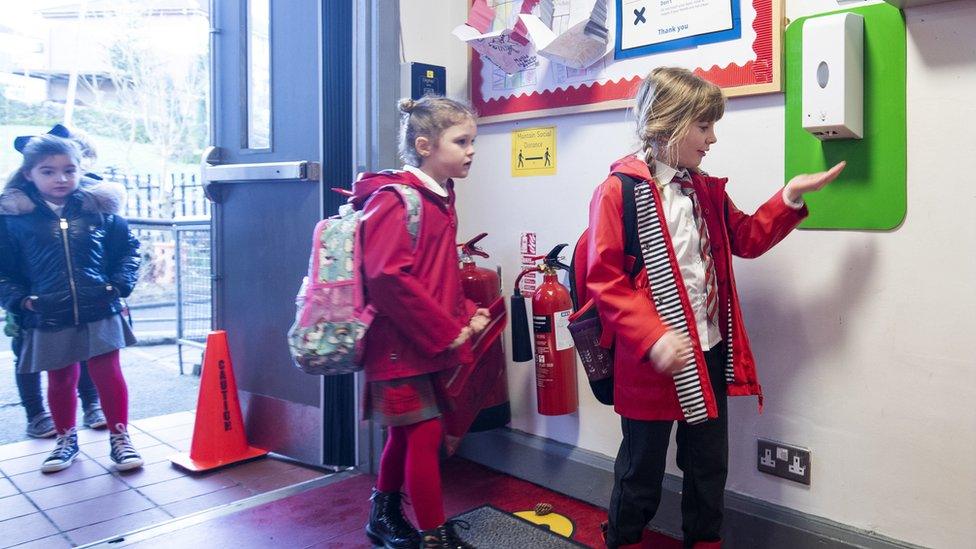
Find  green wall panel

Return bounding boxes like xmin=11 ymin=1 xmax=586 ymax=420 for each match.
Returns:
xmin=786 ymin=4 xmax=906 ymax=230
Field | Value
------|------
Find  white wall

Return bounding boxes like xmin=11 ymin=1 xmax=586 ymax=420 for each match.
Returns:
xmin=401 ymin=1 xmax=976 ymax=547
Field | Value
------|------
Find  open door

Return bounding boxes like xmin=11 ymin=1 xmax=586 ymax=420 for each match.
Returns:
xmin=203 ymin=0 xmax=354 ymax=467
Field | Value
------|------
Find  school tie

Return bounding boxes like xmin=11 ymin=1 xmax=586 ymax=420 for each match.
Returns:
xmin=675 ymin=170 xmax=719 ymax=324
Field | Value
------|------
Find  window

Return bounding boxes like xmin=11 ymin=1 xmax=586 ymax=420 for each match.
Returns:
xmin=245 ymin=0 xmax=271 ymax=149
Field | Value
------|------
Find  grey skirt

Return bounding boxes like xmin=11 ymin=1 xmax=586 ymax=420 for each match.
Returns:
xmin=17 ymin=314 xmax=137 ymax=374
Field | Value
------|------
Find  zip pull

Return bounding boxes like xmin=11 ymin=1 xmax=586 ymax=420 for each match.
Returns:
xmin=59 ymin=218 xmax=68 ymax=230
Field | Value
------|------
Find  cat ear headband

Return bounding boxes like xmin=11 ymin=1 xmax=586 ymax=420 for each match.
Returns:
xmin=13 ymin=123 xmax=72 ymax=153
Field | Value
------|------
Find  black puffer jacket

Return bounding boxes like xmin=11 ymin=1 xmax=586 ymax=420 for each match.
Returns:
xmin=0 ymin=179 xmax=140 ymax=330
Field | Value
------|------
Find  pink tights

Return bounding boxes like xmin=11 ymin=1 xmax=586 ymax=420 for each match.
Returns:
xmin=47 ymin=349 xmax=129 ymax=434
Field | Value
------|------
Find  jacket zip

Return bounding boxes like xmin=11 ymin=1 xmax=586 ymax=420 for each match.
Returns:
xmin=59 ymin=218 xmax=80 ymax=324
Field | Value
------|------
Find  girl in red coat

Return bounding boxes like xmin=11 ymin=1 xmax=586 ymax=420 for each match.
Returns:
xmin=355 ymin=96 xmax=489 ymax=549
xmin=587 ymin=67 xmax=845 ymax=548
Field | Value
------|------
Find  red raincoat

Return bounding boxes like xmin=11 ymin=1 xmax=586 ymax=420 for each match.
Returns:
xmin=586 ymin=155 xmax=808 ymax=421
xmin=353 ymin=169 xmax=476 ymax=383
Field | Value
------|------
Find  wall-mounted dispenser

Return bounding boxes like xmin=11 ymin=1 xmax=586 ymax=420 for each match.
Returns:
xmin=801 ymin=12 xmax=864 ymax=140
xmin=882 ymin=0 xmax=957 ymax=7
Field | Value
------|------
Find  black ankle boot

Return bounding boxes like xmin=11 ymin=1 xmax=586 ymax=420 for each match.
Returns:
xmin=365 ymin=489 xmax=421 ymax=548
xmin=420 ymin=520 xmax=475 ymax=549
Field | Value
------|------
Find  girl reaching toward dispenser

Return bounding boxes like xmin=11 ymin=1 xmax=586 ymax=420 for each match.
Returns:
xmin=587 ymin=67 xmax=845 ymax=549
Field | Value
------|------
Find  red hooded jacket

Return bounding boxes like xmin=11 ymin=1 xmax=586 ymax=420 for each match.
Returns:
xmin=586 ymin=155 xmax=808 ymax=421
xmin=352 ymin=169 xmax=476 ymax=382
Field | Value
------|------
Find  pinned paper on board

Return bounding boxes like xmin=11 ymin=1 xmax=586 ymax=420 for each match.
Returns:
xmin=454 ymin=0 xmax=610 ymax=74
xmin=524 ymin=0 xmax=612 ymax=69
xmin=453 ymin=0 xmax=540 ymax=75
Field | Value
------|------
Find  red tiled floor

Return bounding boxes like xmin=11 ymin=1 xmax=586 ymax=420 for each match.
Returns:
xmin=219 ymin=455 xmax=302 ymax=483
xmin=115 ymin=460 xmax=188 ymax=489
xmin=0 ymin=411 xmax=330 ymax=548
xmin=75 ymin=427 xmax=112 ymax=444
xmin=10 ymin=533 xmax=74 ymax=549
xmin=84 ymin=442 xmax=177 ymax=469
xmin=79 ymin=431 xmax=160 ymax=458
xmin=235 ymin=462 xmax=325 ymax=493
xmin=139 ymin=471 xmax=240 ymax=506
xmin=0 ymin=450 xmax=76 ymax=476
xmin=64 ymin=507 xmax=173 ymax=546
xmin=130 ymin=411 xmax=195 ymax=432
xmin=169 ymin=437 xmax=192 ymax=452
xmin=0 ymin=438 xmax=52 ymax=461
xmin=144 ymin=423 xmax=194 ymax=445
xmin=0 ymin=512 xmax=60 ymax=547
xmin=161 ymin=484 xmax=255 ymax=517
xmin=25 ymin=473 xmax=130 ymax=510
xmin=0 ymin=493 xmax=38 ymax=522
xmin=0 ymin=477 xmax=18 ymax=498
xmin=44 ymin=488 xmax=156 ymax=531
xmin=8 ymin=458 xmax=110 ymax=492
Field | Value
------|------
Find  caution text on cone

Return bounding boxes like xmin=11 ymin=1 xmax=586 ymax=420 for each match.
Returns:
xmin=171 ymin=330 xmax=268 ymax=472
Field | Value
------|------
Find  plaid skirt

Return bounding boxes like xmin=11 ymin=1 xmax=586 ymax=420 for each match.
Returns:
xmin=364 ymin=373 xmax=448 ymax=427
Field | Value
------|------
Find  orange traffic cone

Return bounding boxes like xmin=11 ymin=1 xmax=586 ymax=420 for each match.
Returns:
xmin=171 ymin=330 xmax=268 ymax=472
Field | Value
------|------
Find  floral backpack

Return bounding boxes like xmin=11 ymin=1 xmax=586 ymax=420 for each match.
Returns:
xmin=287 ymin=184 xmax=421 ymax=375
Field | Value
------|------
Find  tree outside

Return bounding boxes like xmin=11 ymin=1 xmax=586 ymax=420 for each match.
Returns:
xmin=0 ymin=1 xmax=210 ymax=188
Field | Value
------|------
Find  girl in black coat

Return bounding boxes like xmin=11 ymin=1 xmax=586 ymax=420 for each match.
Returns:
xmin=0 ymin=134 xmax=143 ymax=472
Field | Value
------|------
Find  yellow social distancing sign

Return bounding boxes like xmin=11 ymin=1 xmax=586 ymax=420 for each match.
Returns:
xmin=512 ymin=126 xmax=556 ymax=177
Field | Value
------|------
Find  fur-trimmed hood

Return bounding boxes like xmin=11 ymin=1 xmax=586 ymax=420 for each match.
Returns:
xmin=0 ymin=177 xmax=127 ymax=216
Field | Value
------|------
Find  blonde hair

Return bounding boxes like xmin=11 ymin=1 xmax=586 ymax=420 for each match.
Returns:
xmin=633 ymin=67 xmax=725 ymax=176
xmin=398 ymin=95 xmax=476 ymax=166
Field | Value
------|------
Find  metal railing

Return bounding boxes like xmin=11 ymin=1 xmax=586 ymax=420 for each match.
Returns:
xmin=106 ymin=168 xmax=211 ymax=219
xmin=128 ymin=217 xmax=211 ymax=375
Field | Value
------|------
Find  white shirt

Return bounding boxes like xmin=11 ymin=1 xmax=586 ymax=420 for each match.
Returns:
xmin=45 ymin=200 xmax=65 ymax=216
xmin=403 ymin=165 xmax=448 ymax=197
xmin=653 ymin=160 xmax=723 ymax=351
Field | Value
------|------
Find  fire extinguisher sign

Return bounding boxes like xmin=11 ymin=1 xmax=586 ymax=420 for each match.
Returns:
xmin=520 ymin=232 xmax=537 ymax=294
xmin=554 ymin=309 xmax=573 ymax=351
xmin=533 ymin=315 xmax=554 ymax=386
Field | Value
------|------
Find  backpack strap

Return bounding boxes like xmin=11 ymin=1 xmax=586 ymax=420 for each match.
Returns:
xmin=613 ymin=172 xmax=644 ymax=279
xmin=380 ymin=184 xmax=422 ymax=250
xmin=567 ymin=173 xmax=644 ymax=311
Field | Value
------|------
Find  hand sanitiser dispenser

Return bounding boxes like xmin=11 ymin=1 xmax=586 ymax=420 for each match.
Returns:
xmin=801 ymin=13 xmax=864 ymax=140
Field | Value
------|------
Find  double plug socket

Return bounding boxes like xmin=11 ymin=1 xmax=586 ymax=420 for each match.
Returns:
xmin=757 ymin=439 xmax=811 ymax=485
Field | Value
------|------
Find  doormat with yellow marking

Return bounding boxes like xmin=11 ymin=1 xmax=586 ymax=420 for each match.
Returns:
xmin=452 ymin=504 xmax=586 ymax=548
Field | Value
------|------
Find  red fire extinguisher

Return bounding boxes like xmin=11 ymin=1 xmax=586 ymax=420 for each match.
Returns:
xmin=511 ymin=244 xmax=578 ymax=416
xmin=458 ymin=233 xmax=511 ymax=431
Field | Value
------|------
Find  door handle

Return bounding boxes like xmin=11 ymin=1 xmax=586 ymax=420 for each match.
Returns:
xmin=200 ymin=146 xmax=321 ymax=201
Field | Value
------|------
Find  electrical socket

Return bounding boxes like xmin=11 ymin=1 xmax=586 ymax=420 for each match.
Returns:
xmin=757 ymin=439 xmax=811 ymax=485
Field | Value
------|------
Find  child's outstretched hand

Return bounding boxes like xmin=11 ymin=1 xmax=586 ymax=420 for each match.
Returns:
xmin=648 ymin=330 xmax=692 ymax=376
xmin=448 ymin=326 xmax=473 ymax=350
xmin=783 ymin=161 xmax=846 ymax=204
xmin=469 ymin=307 xmax=491 ymax=334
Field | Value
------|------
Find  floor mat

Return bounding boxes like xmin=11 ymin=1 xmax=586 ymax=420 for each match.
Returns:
xmin=452 ymin=504 xmax=587 ymax=548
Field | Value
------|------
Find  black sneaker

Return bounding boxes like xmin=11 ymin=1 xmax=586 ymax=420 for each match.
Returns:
xmin=82 ymin=405 xmax=107 ymax=429
xmin=109 ymin=424 xmax=144 ymax=471
xmin=26 ymin=412 xmax=56 ymax=438
xmin=41 ymin=428 xmax=79 ymax=473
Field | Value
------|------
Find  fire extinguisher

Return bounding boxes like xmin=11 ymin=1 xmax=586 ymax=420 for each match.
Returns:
xmin=511 ymin=244 xmax=579 ymax=416
xmin=458 ymin=233 xmax=511 ymax=431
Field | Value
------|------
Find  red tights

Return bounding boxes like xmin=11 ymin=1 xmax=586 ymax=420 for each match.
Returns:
xmin=47 ymin=350 xmax=129 ymax=434
xmin=375 ymin=417 xmax=444 ymax=530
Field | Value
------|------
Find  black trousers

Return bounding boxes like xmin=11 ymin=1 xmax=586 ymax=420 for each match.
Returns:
xmin=607 ymin=343 xmax=728 ymax=548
